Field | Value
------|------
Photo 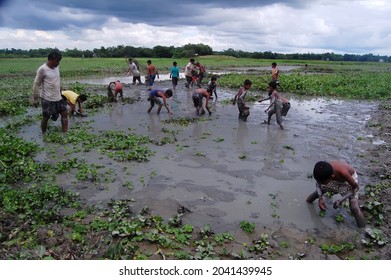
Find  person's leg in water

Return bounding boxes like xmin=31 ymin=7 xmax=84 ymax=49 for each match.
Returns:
xmin=306 ymin=191 xmax=319 ymax=203
xmin=349 ymin=197 xmax=366 ymax=228
xmin=242 ymin=107 xmax=250 ymax=122
xmin=147 ymin=98 xmax=155 ymax=113
xmin=41 ymin=116 xmax=50 ymax=134
xmin=275 ymin=102 xmax=284 ymax=130
xmin=267 ymin=107 xmax=276 ymax=124
xmin=119 ymin=90 xmax=123 ymax=101
xmin=60 ymin=110 xmax=68 ymax=133
xmin=282 ymin=102 xmax=291 ymax=117
xmin=197 ymin=73 xmax=204 ymax=88
xmin=157 ymin=104 xmax=163 ymax=114
xmin=185 ymin=76 xmax=191 ymax=88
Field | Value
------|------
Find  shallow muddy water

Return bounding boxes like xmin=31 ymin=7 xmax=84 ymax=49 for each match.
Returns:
xmin=16 ymin=78 xmax=378 ymax=237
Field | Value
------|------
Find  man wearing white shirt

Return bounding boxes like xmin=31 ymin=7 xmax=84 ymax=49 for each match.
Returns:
xmin=33 ymin=49 xmax=68 ymax=133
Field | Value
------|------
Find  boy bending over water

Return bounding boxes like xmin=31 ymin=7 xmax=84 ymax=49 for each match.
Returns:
xmin=306 ymin=160 xmax=366 ymax=228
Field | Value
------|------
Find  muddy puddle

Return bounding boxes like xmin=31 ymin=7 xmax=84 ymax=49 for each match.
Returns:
xmin=16 ymin=78 xmax=378 ymax=239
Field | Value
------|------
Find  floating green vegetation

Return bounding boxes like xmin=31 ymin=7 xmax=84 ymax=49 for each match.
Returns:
xmin=0 ymin=183 xmax=81 ymax=224
xmin=279 ymin=241 xmax=289 ymax=248
xmin=362 ymin=228 xmax=389 ymax=247
xmin=335 ymin=214 xmax=345 ymax=223
xmin=249 ymin=233 xmax=272 ymax=254
xmin=162 ymin=117 xmax=200 ymax=126
xmin=239 ymin=153 xmax=247 ymax=160
xmin=239 ymin=221 xmax=256 ymax=234
xmin=283 ymin=145 xmax=294 ymax=151
xmin=194 ymin=152 xmax=206 ymax=157
xmin=363 ymin=182 xmax=390 ymax=225
xmin=218 ymin=71 xmax=391 ymax=99
xmin=213 ymin=136 xmax=224 ymax=143
xmin=44 ymin=128 xmax=155 ymax=163
xmin=320 ymin=242 xmax=355 ymax=254
xmin=0 ymin=128 xmax=42 ymax=184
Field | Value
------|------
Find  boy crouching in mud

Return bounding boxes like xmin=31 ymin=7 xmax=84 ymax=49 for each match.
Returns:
xmin=192 ymin=88 xmax=212 ymax=116
xmin=147 ymin=89 xmax=173 ymax=115
xmin=306 ymin=160 xmax=366 ymax=228
xmin=107 ymin=80 xmax=123 ymax=102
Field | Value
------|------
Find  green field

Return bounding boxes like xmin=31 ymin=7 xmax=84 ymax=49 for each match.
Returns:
xmin=1 ymin=55 xmax=391 ymax=117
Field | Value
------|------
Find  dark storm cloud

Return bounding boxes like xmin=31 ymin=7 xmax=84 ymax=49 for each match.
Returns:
xmin=1 ymin=0 xmax=307 ymax=30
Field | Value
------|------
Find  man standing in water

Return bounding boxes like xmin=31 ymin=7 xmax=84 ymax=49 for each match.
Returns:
xmin=184 ymin=58 xmax=196 ymax=88
xmin=33 ymin=49 xmax=68 ymax=133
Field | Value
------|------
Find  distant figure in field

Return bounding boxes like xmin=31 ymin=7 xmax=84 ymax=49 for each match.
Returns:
xmin=126 ymin=57 xmax=142 ymax=85
xmin=147 ymin=89 xmax=173 ymax=115
xmin=146 ymin=60 xmax=159 ymax=90
xmin=306 ymin=160 xmax=366 ymax=228
xmin=33 ymin=49 xmax=68 ymax=133
xmin=107 ymin=80 xmax=123 ymax=102
xmin=170 ymin=61 xmax=180 ymax=89
xmin=233 ymin=79 xmax=252 ymax=122
xmin=271 ymin=62 xmax=279 ymax=85
xmin=184 ymin=58 xmax=196 ymax=88
xmin=192 ymin=88 xmax=212 ymax=116
xmin=194 ymin=61 xmax=206 ymax=88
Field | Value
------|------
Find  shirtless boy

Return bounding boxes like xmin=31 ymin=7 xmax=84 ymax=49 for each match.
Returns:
xmin=306 ymin=160 xmax=366 ymax=228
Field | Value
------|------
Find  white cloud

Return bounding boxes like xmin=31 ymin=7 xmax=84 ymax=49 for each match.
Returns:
xmin=0 ymin=0 xmax=390 ymax=55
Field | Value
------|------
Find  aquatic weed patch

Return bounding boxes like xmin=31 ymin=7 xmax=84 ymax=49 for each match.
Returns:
xmin=362 ymin=227 xmax=388 ymax=247
xmin=0 ymin=128 xmax=42 ymax=184
xmin=218 ymin=72 xmax=391 ymax=99
xmin=162 ymin=117 xmax=201 ymax=126
xmin=43 ymin=126 xmax=155 ymax=162
xmin=320 ymin=242 xmax=355 ymax=255
xmin=363 ymin=182 xmax=390 ymax=225
xmin=0 ymin=183 xmax=81 ymax=224
xmin=99 ymin=130 xmax=155 ymax=162
xmin=0 ymin=77 xmax=33 ymax=116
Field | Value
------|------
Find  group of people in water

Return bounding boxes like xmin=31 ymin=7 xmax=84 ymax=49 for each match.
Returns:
xmin=138 ymin=58 xmax=290 ymax=131
xmin=33 ymin=49 xmax=366 ymax=228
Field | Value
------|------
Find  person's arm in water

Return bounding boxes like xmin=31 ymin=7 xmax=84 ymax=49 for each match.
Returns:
xmin=316 ymin=182 xmax=327 ymax=211
xmin=159 ymin=92 xmax=172 ymax=114
xmin=233 ymin=87 xmax=243 ymax=105
xmin=258 ymin=96 xmax=271 ymax=103
xmin=76 ymin=97 xmax=84 ymax=114
xmin=205 ymin=94 xmax=211 ymax=115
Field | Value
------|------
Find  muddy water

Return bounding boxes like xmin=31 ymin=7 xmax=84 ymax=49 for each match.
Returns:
xmin=17 ymin=79 xmax=377 ymax=237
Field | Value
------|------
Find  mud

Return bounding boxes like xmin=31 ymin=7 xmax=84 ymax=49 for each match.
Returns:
xmin=16 ymin=75 xmax=391 ymax=259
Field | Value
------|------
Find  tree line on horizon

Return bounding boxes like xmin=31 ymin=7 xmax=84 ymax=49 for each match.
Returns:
xmin=0 ymin=43 xmax=389 ymax=63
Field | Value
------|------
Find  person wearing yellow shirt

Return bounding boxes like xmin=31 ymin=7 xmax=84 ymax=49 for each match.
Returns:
xmin=61 ymin=90 xmax=87 ymax=116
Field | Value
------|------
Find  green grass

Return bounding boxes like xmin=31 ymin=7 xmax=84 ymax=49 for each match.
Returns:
xmin=1 ymin=55 xmax=391 ymax=117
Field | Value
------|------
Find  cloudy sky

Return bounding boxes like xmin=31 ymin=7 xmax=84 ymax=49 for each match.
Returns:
xmin=0 ymin=0 xmax=390 ymax=55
